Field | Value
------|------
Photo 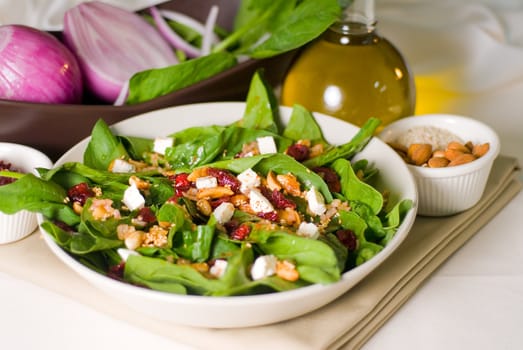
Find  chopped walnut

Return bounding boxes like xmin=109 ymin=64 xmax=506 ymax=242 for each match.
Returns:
xmin=142 ymin=225 xmax=169 ymax=248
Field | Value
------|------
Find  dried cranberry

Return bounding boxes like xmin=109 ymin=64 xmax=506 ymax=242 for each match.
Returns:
xmin=257 ymin=211 xmax=279 ymax=222
xmin=137 ymin=207 xmax=156 ymax=224
xmin=67 ymin=182 xmax=95 ymax=205
xmin=261 ymin=187 xmax=296 ymax=209
xmin=210 ymin=196 xmax=232 ymax=209
xmin=107 ymin=262 xmax=125 ymax=281
xmin=171 ymin=173 xmax=192 ymax=197
xmin=0 ymin=160 xmax=18 ymax=186
xmin=286 ymin=143 xmax=310 ymax=162
xmin=53 ymin=220 xmax=75 ymax=233
xmin=336 ymin=229 xmax=358 ymax=251
xmin=230 ymin=223 xmax=251 ymax=241
xmin=313 ymin=167 xmax=341 ymax=193
xmin=207 ymin=168 xmax=241 ymax=192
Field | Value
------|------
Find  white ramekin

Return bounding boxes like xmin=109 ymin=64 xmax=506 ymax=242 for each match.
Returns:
xmin=0 ymin=143 xmax=53 ymax=244
xmin=379 ymin=114 xmax=500 ymax=216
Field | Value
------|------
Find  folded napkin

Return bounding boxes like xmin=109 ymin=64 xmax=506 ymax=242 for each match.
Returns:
xmin=0 ymin=155 xmax=520 ymax=350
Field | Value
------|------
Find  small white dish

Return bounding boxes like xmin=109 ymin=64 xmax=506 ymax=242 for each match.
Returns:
xmin=379 ymin=114 xmax=500 ymax=216
xmin=0 ymin=143 xmax=53 ymax=244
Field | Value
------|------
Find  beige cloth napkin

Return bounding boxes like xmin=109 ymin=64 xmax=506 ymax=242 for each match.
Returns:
xmin=0 ymin=155 xmax=520 ymax=350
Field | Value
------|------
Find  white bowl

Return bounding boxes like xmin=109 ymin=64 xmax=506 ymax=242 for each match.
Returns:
xmin=37 ymin=102 xmax=417 ymax=328
xmin=379 ymin=114 xmax=500 ymax=216
xmin=0 ymin=143 xmax=53 ymax=244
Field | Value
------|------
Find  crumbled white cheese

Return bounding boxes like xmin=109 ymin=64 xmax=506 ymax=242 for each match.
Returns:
xmin=110 ymin=159 xmax=135 ymax=173
xmin=117 ymin=248 xmax=140 ymax=262
xmin=210 ymin=259 xmax=228 ymax=278
xmin=249 ymin=188 xmax=275 ymax=213
xmin=256 ymin=136 xmax=277 ymax=154
xmin=251 ymin=255 xmax=277 ymax=280
xmin=305 ymin=187 xmax=326 ymax=215
xmin=195 ymin=176 xmax=218 ymax=189
xmin=297 ymin=222 xmax=320 ymax=239
xmin=122 ymin=185 xmax=145 ymax=211
xmin=237 ymin=168 xmax=260 ymax=194
xmin=213 ymin=202 xmax=235 ymax=224
xmin=153 ymin=137 xmax=174 ymax=155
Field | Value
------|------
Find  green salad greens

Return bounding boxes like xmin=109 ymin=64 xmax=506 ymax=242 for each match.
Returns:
xmin=0 ymin=71 xmax=412 ymax=296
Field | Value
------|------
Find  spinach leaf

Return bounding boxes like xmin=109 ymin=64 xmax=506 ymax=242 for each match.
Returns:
xmin=247 ymin=0 xmax=341 ymax=58
xmin=304 ymin=117 xmax=381 ymax=168
xmin=338 ymin=210 xmax=383 ymax=266
xmin=283 ymin=104 xmax=327 ymax=144
xmin=84 ymin=119 xmax=129 ymax=171
xmin=239 ymin=70 xmax=280 ymax=134
xmin=254 ymin=154 xmax=333 ymax=202
xmin=332 ymin=158 xmax=383 ymax=215
xmin=216 ymin=0 xmax=341 ymax=59
xmin=249 ymin=228 xmax=343 ymax=284
xmin=0 ymin=174 xmax=79 ymax=225
xmin=126 ymin=51 xmax=237 ymax=104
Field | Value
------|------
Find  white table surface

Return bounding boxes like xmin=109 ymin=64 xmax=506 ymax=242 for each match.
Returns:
xmin=1 ymin=1 xmax=523 ymax=349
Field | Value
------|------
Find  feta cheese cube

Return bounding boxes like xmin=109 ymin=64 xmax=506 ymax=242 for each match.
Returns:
xmin=297 ymin=222 xmax=320 ymax=239
xmin=122 ymin=185 xmax=145 ymax=211
xmin=213 ymin=202 xmax=235 ymax=224
xmin=153 ymin=137 xmax=174 ymax=155
xmin=256 ymin=136 xmax=277 ymax=154
xmin=249 ymin=188 xmax=275 ymax=213
xmin=195 ymin=176 xmax=218 ymax=189
xmin=210 ymin=259 xmax=228 ymax=278
xmin=117 ymin=248 xmax=140 ymax=262
xmin=305 ymin=186 xmax=327 ymax=215
xmin=251 ymin=255 xmax=277 ymax=280
xmin=237 ymin=168 xmax=260 ymax=194
xmin=110 ymin=159 xmax=135 ymax=173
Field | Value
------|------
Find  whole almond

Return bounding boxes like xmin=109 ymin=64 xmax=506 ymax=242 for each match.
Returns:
xmin=432 ymin=150 xmax=446 ymax=158
xmin=428 ymin=157 xmax=450 ymax=168
xmin=447 ymin=141 xmax=470 ymax=154
xmin=444 ymin=148 xmax=464 ymax=161
xmin=472 ymin=143 xmax=490 ymax=158
xmin=448 ymin=153 xmax=477 ymax=166
xmin=408 ymin=143 xmax=432 ymax=166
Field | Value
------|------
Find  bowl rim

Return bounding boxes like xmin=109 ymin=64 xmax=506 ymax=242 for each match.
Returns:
xmin=0 ymin=142 xmax=54 ymax=174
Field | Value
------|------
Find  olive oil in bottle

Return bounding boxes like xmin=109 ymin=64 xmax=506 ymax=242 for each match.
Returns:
xmin=281 ymin=0 xmax=415 ymax=128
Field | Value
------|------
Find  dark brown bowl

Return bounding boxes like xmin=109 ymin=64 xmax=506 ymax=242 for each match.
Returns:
xmin=0 ymin=0 xmax=298 ymax=161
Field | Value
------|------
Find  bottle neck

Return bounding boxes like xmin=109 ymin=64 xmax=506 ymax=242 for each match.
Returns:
xmin=334 ymin=0 xmax=376 ymax=35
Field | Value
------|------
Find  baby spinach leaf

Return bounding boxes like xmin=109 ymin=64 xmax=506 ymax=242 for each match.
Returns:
xmin=247 ymin=0 xmax=341 ymax=58
xmin=304 ymin=117 xmax=381 ymax=168
xmin=338 ymin=210 xmax=383 ymax=266
xmin=84 ymin=119 xmax=129 ymax=171
xmin=283 ymin=104 xmax=327 ymax=144
xmin=239 ymin=70 xmax=280 ymax=134
xmin=0 ymin=173 xmax=79 ymax=225
xmin=126 ymin=51 xmax=237 ymax=104
xmin=254 ymin=154 xmax=333 ymax=202
xmin=249 ymin=228 xmax=343 ymax=284
xmin=332 ymin=158 xmax=383 ymax=215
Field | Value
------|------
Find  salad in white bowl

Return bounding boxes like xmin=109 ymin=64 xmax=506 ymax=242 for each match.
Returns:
xmin=0 ymin=71 xmax=417 ymax=327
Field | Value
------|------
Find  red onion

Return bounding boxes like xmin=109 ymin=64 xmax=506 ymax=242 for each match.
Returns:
xmin=149 ymin=6 xmax=201 ymax=58
xmin=63 ymin=1 xmax=178 ymax=103
xmin=0 ymin=24 xmax=83 ymax=104
xmin=159 ymin=7 xmax=221 ymax=56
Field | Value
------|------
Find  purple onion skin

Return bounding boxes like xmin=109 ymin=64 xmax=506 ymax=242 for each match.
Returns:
xmin=0 ymin=24 xmax=83 ymax=104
